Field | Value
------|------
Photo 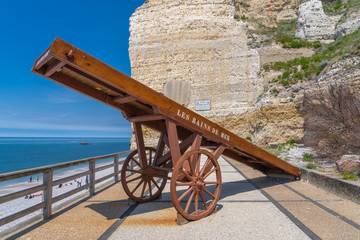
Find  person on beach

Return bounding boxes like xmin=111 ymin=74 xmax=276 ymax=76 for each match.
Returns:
xmin=36 ymin=176 xmax=39 ymax=182
xmin=29 ymin=176 xmax=32 ymax=182
xmin=76 ymin=178 xmax=82 ymax=187
xmin=85 ymin=175 xmax=89 ymax=185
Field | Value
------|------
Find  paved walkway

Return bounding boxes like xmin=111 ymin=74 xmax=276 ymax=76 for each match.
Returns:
xmin=8 ymin=156 xmax=360 ymax=240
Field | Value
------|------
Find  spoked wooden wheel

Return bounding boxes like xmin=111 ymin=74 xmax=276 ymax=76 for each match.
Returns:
xmin=121 ymin=147 xmax=167 ymax=203
xmin=170 ymin=149 xmax=221 ymax=220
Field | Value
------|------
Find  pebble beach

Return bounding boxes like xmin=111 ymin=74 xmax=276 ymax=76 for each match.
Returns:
xmin=0 ymin=162 xmax=119 ymax=233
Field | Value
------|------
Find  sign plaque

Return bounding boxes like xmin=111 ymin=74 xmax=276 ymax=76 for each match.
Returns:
xmin=195 ymin=100 xmax=210 ymax=111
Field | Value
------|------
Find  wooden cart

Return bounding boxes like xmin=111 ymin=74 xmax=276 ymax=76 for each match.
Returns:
xmin=32 ymin=38 xmax=301 ymax=221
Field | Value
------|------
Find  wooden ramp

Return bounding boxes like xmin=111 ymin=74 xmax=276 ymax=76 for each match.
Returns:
xmin=32 ymin=38 xmax=301 ymax=221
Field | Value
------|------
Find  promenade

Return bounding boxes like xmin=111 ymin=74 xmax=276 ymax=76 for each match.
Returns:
xmin=6 ymin=156 xmax=360 ymax=240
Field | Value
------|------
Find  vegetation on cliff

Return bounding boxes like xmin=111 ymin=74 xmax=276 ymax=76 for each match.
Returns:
xmin=322 ymin=0 xmax=359 ymax=16
xmin=263 ymin=27 xmax=360 ymax=87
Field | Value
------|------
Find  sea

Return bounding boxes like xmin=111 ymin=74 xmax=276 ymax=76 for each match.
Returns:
xmin=0 ymin=137 xmax=131 ymax=187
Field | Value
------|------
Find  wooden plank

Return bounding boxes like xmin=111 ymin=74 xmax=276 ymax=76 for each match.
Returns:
xmin=0 ymin=185 xmax=45 ymax=204
xmin=154 ymin=133 xmax=166 ymax=166
xmin=133 ymin=123 xmax=148 ymax=168
xmin=43 ymin=170 xmax=53 ymax=219
xmin=166 ymin=120 xmax=181 ymax=166
xmin=113 ymin=96 xmax=136 ymax=104
xmin=34 ymin=48 xmax=51 ymax=70
xmin=94 ymin=173 xmax=115 ymax=184
xmin=89 ymin=160 xmax=95 ymax=196
xmin=0 ymin=202 xmax=46 ymax=226
xmin=95 ymin=163 xmax=115 ymax=173
xmin=127 ymin=115 xmax=164 ymax=123
xmin=114 ymin=155 xmax=119 ymax=183
xmin=44 ymin=60 xmax=66 ymax=76
xmin=213 ymin=144 xmax=226 ymax=160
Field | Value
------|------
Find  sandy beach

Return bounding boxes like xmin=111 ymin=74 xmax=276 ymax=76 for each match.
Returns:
xmin=0 ymin=160 xmax=122 ymax=233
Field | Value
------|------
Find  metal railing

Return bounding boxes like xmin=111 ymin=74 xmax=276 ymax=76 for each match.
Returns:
xmin=0 ymin=150 xmax=132 ymax=227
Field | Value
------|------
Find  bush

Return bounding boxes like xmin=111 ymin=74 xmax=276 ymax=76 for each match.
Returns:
xmin=313 ymin=41 xmax=321 ymax=48
xmin=241 ymin=15 xmax=247 ymax=20
xmin=285 ymin=139 xmax=299 ymax=145
xmin=282 ymin=71 xmax=290 ymax=78
xmin=246 ymin=136 xmax=253 ymax=142
xmin=234 ymin=14 xmax=240 ymax=20
xmin=272 ymin=88 xmax=280 ymax=94
xmin=303 ymin=153 xmax=314 ymax=162
xmin=306 ymin=163 xmax=316 ymax=169
xmin=294 ymin=72 xmax=303 ymax=80
xmin=342 ymin=171 xmax=357 ymax=180
xmin=281 ymin=79 xmax=290 ymax=85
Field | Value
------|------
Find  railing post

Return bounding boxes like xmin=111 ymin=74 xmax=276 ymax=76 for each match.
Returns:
xmin=89 ymin=160 xmax=96 ymax=196
xmin=114 ymin=154 xmax=119 ymax=183
xmin=43 ymin=169 xmax=53 ymax=220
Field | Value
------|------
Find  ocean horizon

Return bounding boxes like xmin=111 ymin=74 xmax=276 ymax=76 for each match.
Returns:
xmin=0 ymin=137 xmax=131 ymax=187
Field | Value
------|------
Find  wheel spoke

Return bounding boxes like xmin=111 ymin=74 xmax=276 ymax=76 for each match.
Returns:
xmin=180 ymin=169 xmax=193 ymax=181
xmin=195 ymin=153 xmax=201 ymax=175
xmin=151 ymin=178 xmax=160 ymax=190
xmin=127 ymin=169 xmax=142 ymax=174
xmin=148 ymin=180 xmax=152 ymax=197
xmin=195 ymin=192 xmax=199 ymax=215
xmin=140 ymin=180 xmax=147 ymax=197
xmin=186 ymin=157 xmax=195 ymax=176
xmin=185 ymin=190 xmax=195 ymax=213
xmin=126 ymin=175 xmax=142 ymax=183
xmin=202 ymin=187 xmax=215 ymax=199
xmin=199 ymin=158 xmax=212 ymax=176
xmin=148 ymin=150 xmax=152 ymax=166
xmin=131 ymin=179 xmax=144 ymax=194
xmin=178 ymin=187 xmax=193 ymax=201
xmin=203 ymin=181 xmax=219 ymax=185
xmin=131 ymin=158 xmax=141 ymax=168
xmin=176 ymin=182 xmax=192 ymax=186
xmin=199 ymin=191 xmax=208 ymax=209
xmin=202 ymin=167 xmax=216 ymax=180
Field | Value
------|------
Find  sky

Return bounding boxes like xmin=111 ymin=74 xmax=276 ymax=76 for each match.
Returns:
xmin=0 ymin=0 xmax=146 ymax=137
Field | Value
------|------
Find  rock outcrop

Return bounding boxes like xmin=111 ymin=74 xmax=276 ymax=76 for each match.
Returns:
xmin=336 ymin=155 xmax=360 ymax=174
xmin=234 ymin=0 xmax=301 ymax=26
xmin=296 ymin=0 xmax=335 ymax=43
xmin=217 ymin=103 xmax=304 ymax=145
xmin=300 ymin=57 xmax=360 ymax=158
xmin=335 ymin=9 xmax=360 ymax=40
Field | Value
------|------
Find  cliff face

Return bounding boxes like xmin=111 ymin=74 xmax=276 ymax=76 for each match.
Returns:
xmin=129 ymin=0 xmax=308 ymax=146
xmin=128 ymin=0 xmax=360 ymax=153
xmin=129 ymin=0 xmax=262 ymax=119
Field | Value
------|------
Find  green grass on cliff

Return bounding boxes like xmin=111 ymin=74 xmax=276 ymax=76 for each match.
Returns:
xmin=249 ymin=19 xmax=320 ymax=49
xmin=322 ymin=0 xmax=360 ymax=16
xmin=264 ymin=28 xmax=360 ymax=86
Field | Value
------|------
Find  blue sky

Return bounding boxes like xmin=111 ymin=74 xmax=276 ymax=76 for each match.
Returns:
xmin=0 ymin=0 xmax=146 ymax=137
